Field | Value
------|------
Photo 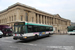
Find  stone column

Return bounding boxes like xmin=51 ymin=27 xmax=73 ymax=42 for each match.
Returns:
xmin=51 ymin=17 xmax=52 ymax=25
xmin=33 ymin=12 xmax=36 ymax=23
xmin=36 ymin=14 xmax=37 ymax=23
xmin=49 ymin=17 xmax=51 ymax=25
xmin=50 ymin=17 xmax=52 ymax=25
xmin=53 ymin=18 xmax=55 ymax=25
xmin=49 ymin=17 xmax=50 ymax=25
xmin=16 ymin=8 xmax=20 ymax=21
xmin=62 ymin=21 xmax=64 ymax=25
xmin=23 ymin=10 xmax=26 ymax=21
xmin=50 ymin=17 xmax=51 ymax=25
xmin=48 ymin=17 xmax=49 ymax=25
xmin=37 ymin=14 xmax=39 ymax=23
xmin=40 ymin=15 xmax=42 ymax=24
xmin=63 ymin=21 xmax=64 ymax=25
xmin=52 ymin=17 xmax=53 ymax=25
xmin=47 ymin=17 xmax=49 ymax=24
xmin=43 ymin=16 xmax=45 ymax=24
xmin=59 ymin=20 xmax=61 ymax=24
xmin=56 ymin=19 xmax=58 ymax=24
xmin=63 ymin=21 xmax=65 ymax=25
xmin=39 ymin=15 xmax=40 ymax=23
xmin=46 ymin=16 xmax=47 ymax=24
xmin=57 ymin=19 xmax=59 ymax=24
xmin=59 ymin=19 xmax=60 ymax=24
xmin=60 ymin=20 xmax=62 ymax=25
xmin=28 ymin=12 xmax=32 ymax=22
xmin=54 ymin=18 xmax=56 ymax=24
xmin=6 ymin=14 xmax=8 ymax=22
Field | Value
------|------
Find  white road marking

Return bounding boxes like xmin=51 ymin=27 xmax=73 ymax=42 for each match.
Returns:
xmin=9 ymin=46 xmax=18 ymax=48
xmin=19 ymin=43 xmax=74 ymax=50
xmin=1 ymin=39 xmax=13 ymax=43
xmin=2 ymin=36 xmax=13 ymax=39
xmin=0 ymin=37 xmax=13 ymax=43
xmin=47 ymin=46 xmax=74 ymax=50
xmin=25 ymin=43 xmax=37 ymax=46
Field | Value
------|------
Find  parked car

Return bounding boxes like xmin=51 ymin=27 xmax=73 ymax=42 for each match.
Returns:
xmin=0 ymin=30 xmax=3 ymax=38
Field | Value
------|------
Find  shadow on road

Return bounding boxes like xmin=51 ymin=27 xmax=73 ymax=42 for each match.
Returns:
xmin=2 ymin=35 xmax=12 ymax=37
xmin=15 ymin=36 xmax=51 ymax=43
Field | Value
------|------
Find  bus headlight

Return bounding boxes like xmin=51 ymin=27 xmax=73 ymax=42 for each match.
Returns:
xmin=24 ymin=37 xmax=27 ymax=38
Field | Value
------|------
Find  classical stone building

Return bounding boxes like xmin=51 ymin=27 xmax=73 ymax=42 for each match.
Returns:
xmin=0 ymin=3 xmax=71 ymax=34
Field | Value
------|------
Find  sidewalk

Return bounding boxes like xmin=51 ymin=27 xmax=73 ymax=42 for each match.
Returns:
xmin=53 ymin=33 xmax=68 ymax=35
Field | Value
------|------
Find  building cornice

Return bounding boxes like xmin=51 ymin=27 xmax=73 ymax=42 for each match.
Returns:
xmin=0 ymin=2 xmax=70 ymax=21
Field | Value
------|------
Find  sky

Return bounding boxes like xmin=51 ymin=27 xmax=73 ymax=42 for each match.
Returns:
xmin=0 ymin=0 xmax=75 ymax=22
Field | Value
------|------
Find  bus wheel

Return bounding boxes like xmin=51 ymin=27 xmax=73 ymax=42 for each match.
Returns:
xmin=8 ymin=33 xmax=12 ymax=36
xmin=35 ymin=34 xmax=38 ymax=39
xmin=0 ymin=35 xmax=2 ymax=38
xmin=3 ymin=34 xmax=6 ymax=36
xmin=47 ymin=33 xmax=50 ymax=37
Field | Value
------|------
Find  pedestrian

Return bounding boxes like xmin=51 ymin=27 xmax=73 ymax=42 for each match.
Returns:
xmin=58 ymin=30 xmax=60 ymax=34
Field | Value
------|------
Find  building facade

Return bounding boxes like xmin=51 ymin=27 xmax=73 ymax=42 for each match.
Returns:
xmin=0 ymin=3 xmax=71 ymax=34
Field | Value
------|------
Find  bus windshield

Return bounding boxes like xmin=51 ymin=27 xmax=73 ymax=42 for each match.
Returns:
xmin=67 ymin=26 xmax=75 ymax=32
xmin=14 ymin=26 xmax=26 ymax=34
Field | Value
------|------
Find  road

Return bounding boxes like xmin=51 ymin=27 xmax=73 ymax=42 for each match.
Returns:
xmin=0 ymin=35 xmax=75 ymax=50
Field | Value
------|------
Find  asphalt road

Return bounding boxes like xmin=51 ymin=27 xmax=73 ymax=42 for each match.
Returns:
xmin=0 ymin=35 xmax=75 ymax=50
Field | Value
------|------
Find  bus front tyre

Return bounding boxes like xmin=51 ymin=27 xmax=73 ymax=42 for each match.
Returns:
xmin=35 ymin=35 xmax=38 ymax=39
xmin=8 ymin=33 xmax=12 ymax=36
xmin=0 ymin=35 xmax=2 ymax=38
xmin=3 ymin=34 xmax=6 ymax=36
xmin=47 ymin=33 xmax=50 ymax=37
xmin=13 ymin=38 xmax=17 ymax=40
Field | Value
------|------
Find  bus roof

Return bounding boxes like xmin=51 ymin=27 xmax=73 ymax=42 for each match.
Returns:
xmin=14 ymin=22 xmax=53 ymax=27
xmin=68 ymin=26 xmax=75 ymax=28
xmin=26 ymin=23 xmax=53 ymax=27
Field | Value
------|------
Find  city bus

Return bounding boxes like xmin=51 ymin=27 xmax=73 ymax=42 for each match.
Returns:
xmin=67 ymin=26 xmax=75 ymax=35
xmin=0 ymin=25 xmax=13 ymax=36
xmin=13 ymin=22 xmax=53 ymax=40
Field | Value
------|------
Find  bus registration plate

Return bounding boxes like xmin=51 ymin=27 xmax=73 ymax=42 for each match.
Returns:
xmin=16 ymin=34 xmax=20 ymax=36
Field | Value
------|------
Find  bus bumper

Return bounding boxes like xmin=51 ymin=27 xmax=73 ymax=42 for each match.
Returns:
xmin=13 ymin=36 xmax=34 ymax=40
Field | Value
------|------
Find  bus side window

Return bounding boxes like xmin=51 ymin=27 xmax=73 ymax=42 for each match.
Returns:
xmin=50 ymin=27 xmax=53 ymax=31
xmin=38 ymin=26 xmax=46 ymax=32
xmin=37 ymin=26 xmax=46 ymax=32
xmin=37 ymin=26 xmax=41 ymax=32
xmin=43 ymin=27 xmax=46 ymax=31
xmin=40 ymin=26 xmax=45 ymax=32
xmin=33 ymin=26 xmax=37 ymax=32
xmin=46 ymin=27 xmax=49 ymax=31
xmin=27 ymin=25 xmax=33 ymax=33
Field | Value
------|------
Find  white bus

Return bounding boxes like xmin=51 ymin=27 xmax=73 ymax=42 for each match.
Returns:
xmin=67 ymin=26 xmax=75 ymax=35
xmin=13 ymin=22 xmax=54 ymax=40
